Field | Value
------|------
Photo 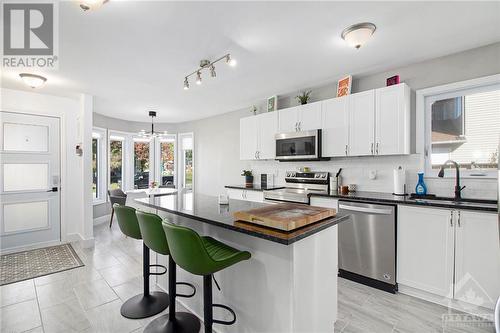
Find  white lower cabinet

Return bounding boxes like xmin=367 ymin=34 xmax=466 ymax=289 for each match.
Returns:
xmin=397 ymin=206 xmax=455 ymax=297
xmin=454 ymin=210 xmax=500 ymax=309
xmin=226 ymin=188 xmax=264 ymax=203
xmin=397 ymin=205 xmax=499 ymax=309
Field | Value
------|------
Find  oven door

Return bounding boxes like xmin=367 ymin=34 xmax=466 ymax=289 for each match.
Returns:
xmin=275 ymin=130 xmax=319 ymax=161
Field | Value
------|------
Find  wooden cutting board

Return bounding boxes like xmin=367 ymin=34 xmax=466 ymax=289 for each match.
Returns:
xmin=233 ymin=203 xmax=336 ymax=231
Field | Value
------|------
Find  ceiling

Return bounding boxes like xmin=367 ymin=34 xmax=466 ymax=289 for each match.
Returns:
xmin=2 ymin=1 xmax=500 ymax=123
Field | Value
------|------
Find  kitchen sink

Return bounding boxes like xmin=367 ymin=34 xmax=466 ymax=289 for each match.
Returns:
xmin=409 ymin=194 xmax=497 ymax=207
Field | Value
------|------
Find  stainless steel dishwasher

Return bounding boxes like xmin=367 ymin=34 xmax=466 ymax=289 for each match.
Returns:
xmin=338 ymin=200 xmax=397 ymax=293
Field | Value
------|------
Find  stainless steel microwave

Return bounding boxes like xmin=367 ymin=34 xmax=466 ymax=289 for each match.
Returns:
xmin=275 ymin=129 xmax=327 ymax=161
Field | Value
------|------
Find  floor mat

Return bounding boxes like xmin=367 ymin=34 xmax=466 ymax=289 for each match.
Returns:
xmin=0 ymin=243 xmax=84 ymax=286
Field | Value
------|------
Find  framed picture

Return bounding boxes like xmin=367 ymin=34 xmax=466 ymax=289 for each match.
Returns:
xmin=267 ymin=95 xmax=277 ymax=112
xmin=336 ymin=75 xmax=352 ymax=97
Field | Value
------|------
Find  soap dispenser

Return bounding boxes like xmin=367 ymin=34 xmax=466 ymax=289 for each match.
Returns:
xmin=415 ymin=172 xmax=427 ymax=195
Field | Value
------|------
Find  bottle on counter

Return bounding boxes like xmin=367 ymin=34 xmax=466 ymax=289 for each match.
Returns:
xmin=415 ymin=172 xmax=427 ymax=195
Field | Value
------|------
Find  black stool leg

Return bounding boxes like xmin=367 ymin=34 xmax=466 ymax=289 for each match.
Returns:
xmin=204 ymin=275 xmax=213 ymax=333
xmin=120 ymin=244 xmax=170 ymax=319
xmin=144 ymin=256 xmax=200 ymax=333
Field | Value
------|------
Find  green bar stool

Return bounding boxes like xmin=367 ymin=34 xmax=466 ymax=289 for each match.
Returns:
xmin=162 ymin=221 xmax=251 ymax=333
xmin=136 ymin=211 xmax=200 ymax=333
xmin=113 ymin=205 xmax=169 ymax=319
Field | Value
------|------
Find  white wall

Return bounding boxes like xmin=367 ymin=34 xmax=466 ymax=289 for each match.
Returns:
xmin=1 ymin=88 xmax=94 ymax=246
xmin=175 ymin=42 xmax=500 ymax=200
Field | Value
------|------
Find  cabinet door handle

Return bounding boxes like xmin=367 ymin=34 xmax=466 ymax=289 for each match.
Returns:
xmin=295 ymin=122 xmax=298 ymax=132
xmin=257 ymin=151 xmax=260 ymax=159
xmin=457 ymin=211 xmax=461 ymax=227
xmin=371 ymin=143 xmax=374 ymax=154
xmin=298 ymin=121 xmax=301 ymax=131
xmin=345 ymin=145 xmax=348 ymax=156
xmin=376 ymin=142 xmax=379 ymax=155
xmin=450 ymin=210 xmax=453 ymax=227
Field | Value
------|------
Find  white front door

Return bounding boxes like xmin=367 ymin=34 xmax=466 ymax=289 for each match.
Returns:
xmin=0 ymin=111 xmax=61 ymax=252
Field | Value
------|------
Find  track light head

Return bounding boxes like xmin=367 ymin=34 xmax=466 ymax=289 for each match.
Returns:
xmin=184 ymin=77 xmax=190 ymax=90
xmin=196 ymin=71 xmax=202 ymax=85
xmin=226 ymin=54 xmax=237 ymax=67
xmin=210 ymin=65 xmax=216 ymax=78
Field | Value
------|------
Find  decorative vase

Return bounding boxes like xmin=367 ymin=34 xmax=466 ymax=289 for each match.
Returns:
xmin=245 ymin=175 xmax=254 ymax=187
xmin=415 ymin=172 xmax=427 ymax=195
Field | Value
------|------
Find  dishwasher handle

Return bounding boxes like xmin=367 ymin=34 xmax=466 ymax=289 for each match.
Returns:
xmin=339 ymin=203 xmax=393 ymax=215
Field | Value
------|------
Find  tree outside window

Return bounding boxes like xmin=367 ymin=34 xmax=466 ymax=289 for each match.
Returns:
xmin=110 ymin=140 xmax=123 ymax=189
xmin=134 ymin=141 xmax=150 ymax=189
xmin=160 ymin=141 xmax=175 ymax=186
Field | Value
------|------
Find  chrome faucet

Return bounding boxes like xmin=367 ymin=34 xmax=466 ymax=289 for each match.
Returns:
xmin=438 ymin=160 xmax=466 ymax=200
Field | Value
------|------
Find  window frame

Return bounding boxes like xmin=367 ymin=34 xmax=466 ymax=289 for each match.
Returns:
xmin=416 ymin=74 xmax=500 ymax=179
xmin=92 ymin=127 xmax=107 ymax=205
xmin=132 ymin=136 xmax=153 ymax=190
xmin=155 ymin=134 xmax=177 ymax=188
xmin=108 ymin=132 xmax=127 ymax=191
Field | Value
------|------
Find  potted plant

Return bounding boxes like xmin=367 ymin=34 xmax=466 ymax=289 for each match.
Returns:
xmin=241 ymin=170 xmax=253 ymax=187
xmin=296 ymin=90 xmax=312 ymax=105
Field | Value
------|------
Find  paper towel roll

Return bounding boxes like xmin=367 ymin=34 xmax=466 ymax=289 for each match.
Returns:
xmin=393 ymin=167 xmax=406 ymax=195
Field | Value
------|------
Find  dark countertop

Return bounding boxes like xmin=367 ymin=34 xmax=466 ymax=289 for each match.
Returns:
xmin=225 ymin=184 xmax=285 ymax=191
xmin=310 ymin=191 xmax=497 ymax=212
xmin=136 ymin=191 xmax=350 ymax=245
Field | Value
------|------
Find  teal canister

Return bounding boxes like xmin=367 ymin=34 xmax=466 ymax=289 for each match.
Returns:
xmin=415 ymin=172 xmax=427 ymax=195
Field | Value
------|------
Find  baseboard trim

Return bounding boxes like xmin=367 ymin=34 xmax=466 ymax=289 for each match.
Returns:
xmin=93 ymin=214 xmax=111 ymax=226
xmin=66 ymin=233 xmax=95 ymax=248
xmin=0 ymin=239 xmax=63 ymax=255
xmin=398 ymin=284 xmax=494 ymax=319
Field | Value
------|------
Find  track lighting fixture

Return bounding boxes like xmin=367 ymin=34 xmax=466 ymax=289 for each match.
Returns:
xmin=183 ymin=53 xmax=236 ymax=90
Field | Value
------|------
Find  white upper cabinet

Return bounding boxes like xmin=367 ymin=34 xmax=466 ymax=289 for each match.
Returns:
xmin=258 ymin=111 xmax=278 ymax=159
xmin=297 ymin=102 xmax=322 ymax=131
xmin=348 ymin=90 xmax=375 ymax=156
xmin=278 ymin=102 xmax=322 ymax=133
xmin=239 ymin=111 xmax=278 ymax=160
xmin=454 ymin=211 xmax=499 ymax=309
xmin=278 ymin=106 xmax=300 ymax=132
xmin=375 ymin=83 xmax=411 ymax=155
xmin=397 ymin=206 xmax=455 ymax=297
xmin=240 ymin=116 xmax=258 ymax=160
xmin=322 ymin=96 xmax=349 ymax=157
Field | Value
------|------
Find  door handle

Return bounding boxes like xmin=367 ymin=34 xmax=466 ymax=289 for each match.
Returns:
xmin=47 ymin=187 xmax=58 ymax=192
xmin=338 ymin=204 xmax=393 ymax=215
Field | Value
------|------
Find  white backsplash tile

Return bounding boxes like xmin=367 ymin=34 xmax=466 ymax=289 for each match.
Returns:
xmin=249 ymin=154 xmax=497 ymax=200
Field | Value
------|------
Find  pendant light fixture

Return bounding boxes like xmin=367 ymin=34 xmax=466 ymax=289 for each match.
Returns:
xmin=138 ymin=111 xmax=168 ymax=139
xmin=79 ymin=0 xmax=108 ymax=11
xmin=19 ymin=73 xmax=47 ymax=88
xmin=341 ymin=22 xmax=376 ymax=49
xmin=183 ymin=53 xmax=236 ymax=90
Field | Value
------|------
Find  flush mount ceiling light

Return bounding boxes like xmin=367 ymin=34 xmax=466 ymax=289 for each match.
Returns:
xmin=183 ymin=53 xmax=236 ymax=90
xmin=79 ymin=0 xmax=109 ymax=11
xmin=19 ymin=73 xmax=47 ymax=88
xmin=341 ymin=22 xmax=376 ymax=49
xmin=138 ymin=111 xmax=168 ymax=139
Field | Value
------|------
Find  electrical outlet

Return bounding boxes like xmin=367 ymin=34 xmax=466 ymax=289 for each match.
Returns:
xmin=368 ymin=170 xmax=377 ymax=180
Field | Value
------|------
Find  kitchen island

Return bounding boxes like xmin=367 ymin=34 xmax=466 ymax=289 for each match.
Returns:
xmin=136 ymin=191 xmax=349 ymax=333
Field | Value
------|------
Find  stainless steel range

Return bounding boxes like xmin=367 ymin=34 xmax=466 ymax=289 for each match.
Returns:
xmin=263 ymin=171 xmax=329 ymax=204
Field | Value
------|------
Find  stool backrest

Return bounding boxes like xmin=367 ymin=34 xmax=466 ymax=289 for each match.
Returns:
xmin=136 ymin=211 xmax=170 ymax=256
xmin=162 ymin=222 xmax=213 ymax=276
xmin=113 ymin=204 xmax=142 ymax=240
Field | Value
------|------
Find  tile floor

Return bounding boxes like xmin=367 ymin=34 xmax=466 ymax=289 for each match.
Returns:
xmin=0 ymin=223 xmax=495 ymax=333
